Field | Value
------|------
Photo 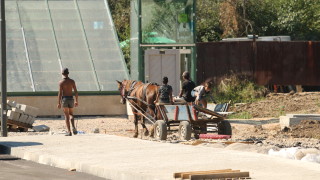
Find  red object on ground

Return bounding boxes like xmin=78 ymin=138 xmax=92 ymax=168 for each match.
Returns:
xmin=199 ymin=134 xmax=231 ymax=139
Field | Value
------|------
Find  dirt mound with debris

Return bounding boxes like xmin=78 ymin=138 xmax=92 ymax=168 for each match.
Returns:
xmin=283 ymin=120 xmax=320 ymax=139
xmin=230 ymin=92 xmax=320 ymax=118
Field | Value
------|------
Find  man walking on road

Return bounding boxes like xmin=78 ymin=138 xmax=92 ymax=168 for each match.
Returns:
xmin=57 ymin=68 xmax=79 ymax=136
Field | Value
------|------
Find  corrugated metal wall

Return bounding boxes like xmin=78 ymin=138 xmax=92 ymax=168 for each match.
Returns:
xmin=196 ymin=41 xmax=320 ymax=86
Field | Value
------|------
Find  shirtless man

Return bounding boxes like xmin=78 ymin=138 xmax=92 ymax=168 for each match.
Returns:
xmin=57 ymin=68 xmax=79 ymax=136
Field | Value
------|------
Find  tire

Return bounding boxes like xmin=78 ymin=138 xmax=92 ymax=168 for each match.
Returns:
xmin=217 ymin=120 xmax=232 ymax=135
xmin=154 ymin=120 xmax=167 ymax=140
xmin=179 ymin=121 xmax=192 ymax=140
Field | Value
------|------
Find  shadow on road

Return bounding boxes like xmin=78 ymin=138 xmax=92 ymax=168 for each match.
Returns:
xmin=0 ymin=142 xmax=42 ymax=154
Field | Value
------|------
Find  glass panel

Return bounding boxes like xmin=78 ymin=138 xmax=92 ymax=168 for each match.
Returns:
xmin=31 ymin=60 xmax=61 ymax=71
xmin=141 ymin=0 xmax=195 ymax=44
xmin=90 ymin=49 xmax=119 ymax=61
xmin=61 ymin=60 xmax=92 ymax=71
xmin=5 ymin=1 xmax=33 ymax=92
xmin=59 ymin=49 xmax=90 ymax=60
xmin=23 ymin=20 xmax=53 ymax=30
xmin=78 ymin=0 xmax=128 ymax=91
xmin=93 ymin=60 xmax=123 ymax=71
xmin=48 ymin=0 xmax=99 ymax=91
xmin=8 ymin=71 xmax=34 ymax=92
xmin=8 ymin=60 xmax=29 ymax=71
xmin=18 ymin=0 xmax=61 ymax=91
xmin=96 ymin=71 xmax=127 ymax=91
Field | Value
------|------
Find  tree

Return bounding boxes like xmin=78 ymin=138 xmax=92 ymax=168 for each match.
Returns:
xmin=196 ymin=0 xmax=222 ymax=41
xmin=108 ymin=0 xmax=131 ymax=69
xmin=271 ymin=0 xmax=320 ymax=40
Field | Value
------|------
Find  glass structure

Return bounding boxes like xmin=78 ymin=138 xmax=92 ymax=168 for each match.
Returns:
xmin=130 ymin=0 xmax=196 ymax=82
xmin=141 ymin=0 xmax=195 ymax=44
xmin=4 ymin=0 xmax=129 ymax=92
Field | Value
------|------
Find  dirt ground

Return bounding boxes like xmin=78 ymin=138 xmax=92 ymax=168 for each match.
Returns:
xmin=230 ymin=92 xmax=320 ymax=118
xmin=8 ymin=92 xmax=320 ymax=154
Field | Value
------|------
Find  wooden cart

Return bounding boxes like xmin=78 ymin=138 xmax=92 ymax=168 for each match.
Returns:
xmin=126 ymin=96 xmax=232 ymax=140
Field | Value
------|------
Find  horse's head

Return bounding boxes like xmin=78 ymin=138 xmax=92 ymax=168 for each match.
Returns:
xmin=117 ymin=80 xmax=128 ymax=104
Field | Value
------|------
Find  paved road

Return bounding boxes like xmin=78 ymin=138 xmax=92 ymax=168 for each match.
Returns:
xmin=0 ymin=154 xmax=104 ymax=180
xmin=1 ymin=134 xmax=320 ymax=180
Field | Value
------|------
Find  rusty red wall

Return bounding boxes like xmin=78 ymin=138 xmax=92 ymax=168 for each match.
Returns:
xmin=196 ymin=41 xmax=320 ymax=86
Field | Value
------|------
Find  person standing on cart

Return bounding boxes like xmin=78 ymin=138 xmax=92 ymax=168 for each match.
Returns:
xmin=191 ymin=82 xmax=213 ymax=109
xmin=154 ymin=76 xmax=174 ymax=104
xmin=179 ymin=71 xmax=196 ymax=105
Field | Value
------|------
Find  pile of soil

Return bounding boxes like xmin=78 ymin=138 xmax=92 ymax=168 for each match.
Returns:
xmin=284 ymin=120 xmax=320 ymax=139
xmin=230 ymin=92 xmax=320 ymax=118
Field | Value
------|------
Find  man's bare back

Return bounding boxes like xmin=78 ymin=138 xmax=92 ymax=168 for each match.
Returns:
xmin=57 ymin=68 xmax=78 ymax=109
xmin=59 ymin=78 xmax=76 ymax=97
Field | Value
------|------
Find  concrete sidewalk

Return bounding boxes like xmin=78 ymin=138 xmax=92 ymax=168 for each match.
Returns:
xmin=0 ymin=134 xmax=320 ymax=180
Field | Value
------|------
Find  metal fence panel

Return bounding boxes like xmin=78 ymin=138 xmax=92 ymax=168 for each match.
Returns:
xmin=197 ymin=41 xmax=320 ymax=86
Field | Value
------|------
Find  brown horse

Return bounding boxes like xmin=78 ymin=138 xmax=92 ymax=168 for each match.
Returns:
xmin=117 ymin=80 xmax=159 ymax=138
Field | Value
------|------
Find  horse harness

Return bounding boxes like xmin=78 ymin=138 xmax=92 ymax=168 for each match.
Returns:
xmin=123 ymin=81 xmax=158 ymax=106
xmin=121 ymin=80 xmax=137 ymax=99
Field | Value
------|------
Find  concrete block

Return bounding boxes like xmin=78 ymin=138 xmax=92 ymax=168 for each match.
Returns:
xmin=18 ymin=114 xmax=29 ymax=123
xmin=33 ymin=125 xmax=50 ymax=132
xmin=11 ymin=107 xmax=24 ymax=114
xmin=19 ymin=104 xmax=39 ymax=117
xmin=280 ymin=114 xmax=320 ymax=130
xmin=7 ymin=100 xmax=17 ymax=108
xmin=15 ymin=104 xmax=21 ymax=109
xmin=7 ymin=110 xmax=21 ymax=121
xmin=26 ymin=116 xmax=35 ymax=125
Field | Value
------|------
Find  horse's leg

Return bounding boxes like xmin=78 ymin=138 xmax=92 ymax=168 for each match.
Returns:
xmin=147 ymin=102 xmax=157 ymax=137
xmin=133 ymin=112 xmax=139 ymax=138
xmin=148 ymin=107 xmax=157 ymax=138
xmin=140 ymin=115 xmax=149 ymax=136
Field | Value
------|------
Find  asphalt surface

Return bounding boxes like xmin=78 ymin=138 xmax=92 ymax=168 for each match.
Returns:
xmin=0 ymin=134 xmax=320 ymax=180
xmin=0 ymin=154 xmax=105 ymax=180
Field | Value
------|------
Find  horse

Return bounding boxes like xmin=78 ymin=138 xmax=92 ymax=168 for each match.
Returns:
xmin=117 ymin=80 xmax=159 ymax=138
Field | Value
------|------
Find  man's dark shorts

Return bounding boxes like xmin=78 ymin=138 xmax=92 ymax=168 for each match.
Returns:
xmin=62 ymin=96 xmax=74 ymax=108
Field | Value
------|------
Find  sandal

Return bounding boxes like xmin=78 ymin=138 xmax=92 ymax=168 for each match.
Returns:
xmin=65 ymin=132 xmax=72 ymax=136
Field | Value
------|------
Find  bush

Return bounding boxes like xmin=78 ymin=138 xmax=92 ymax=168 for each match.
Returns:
xmin=211 ymin=74 xmax=267 ymax=104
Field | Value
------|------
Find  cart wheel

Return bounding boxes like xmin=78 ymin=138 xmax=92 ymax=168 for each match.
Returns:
xmin=154 ymin=120 xmax=167 ymax=140
xmin=218 ymin=120 xmax=232 ymax=135
xmin=179 ymin=121 xmax=191 ymax=140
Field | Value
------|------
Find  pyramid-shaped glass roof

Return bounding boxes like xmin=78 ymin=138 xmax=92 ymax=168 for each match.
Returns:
xmin=4 ymin=0 xmax=129 ymax=92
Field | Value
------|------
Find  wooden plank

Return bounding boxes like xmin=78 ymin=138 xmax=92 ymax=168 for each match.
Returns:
xmin=193 ymin=105 xmax=225 ymax=119
xmin=174 ymin=169 xmax=232 ymax=178
xmin=182 ymin=170 xmax=240 ymax=179
xmin=7 ymin=119 xmax=32 ymax=129
xmin=190 ymin=172 xmax=250 ymax=180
